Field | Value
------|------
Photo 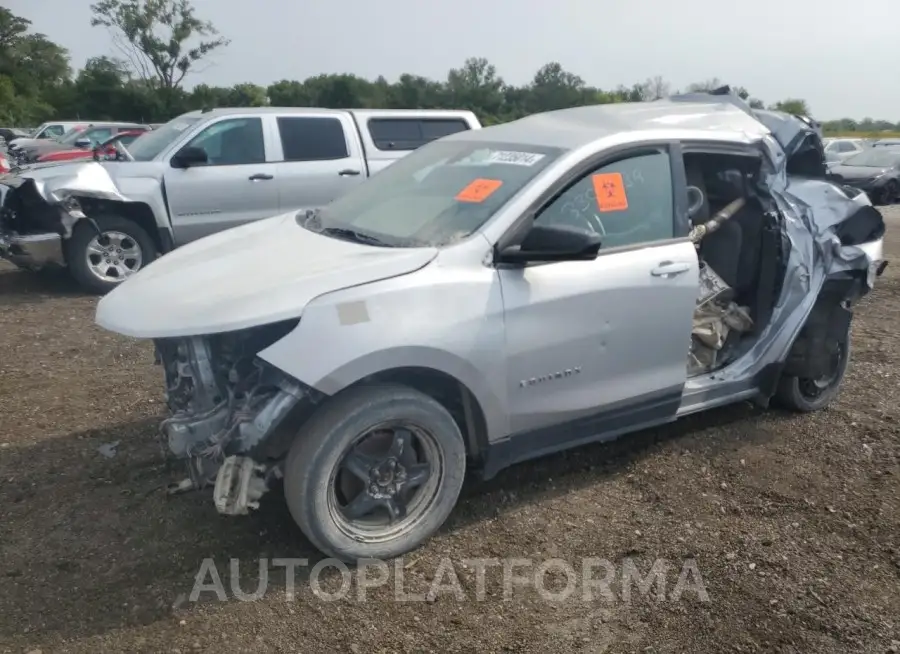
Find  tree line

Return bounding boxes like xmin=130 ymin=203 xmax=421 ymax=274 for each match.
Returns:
xmin=1 ymin=2 xmax=896 ymax=136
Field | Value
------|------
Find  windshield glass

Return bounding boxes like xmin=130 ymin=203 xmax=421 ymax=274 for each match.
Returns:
xmin=843 ymin=149 xmax=900 ymax=167
xmin=128 ymin=116 xmax=201 ymax=161
xmin=58 ymin=127 xmax=87 ymax=144
xmin=305 ymin=139 xmax=565 ymax=248
xmin=32 ymin=122 xmax=50 ymax=138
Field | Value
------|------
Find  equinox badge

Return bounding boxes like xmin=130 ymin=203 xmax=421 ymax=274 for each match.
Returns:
xmin=519 ymin=366 xmax=582 ymax=388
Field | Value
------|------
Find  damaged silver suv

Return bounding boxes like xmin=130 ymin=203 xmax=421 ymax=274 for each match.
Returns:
xmin=95 ymin=93 xmax=887 ymax=562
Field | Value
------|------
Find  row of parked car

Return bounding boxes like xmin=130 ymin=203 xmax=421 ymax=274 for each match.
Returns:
xmin=823 ymin=136 xmax=900 ymax=205
xmin=0 ymin=121 xmax=162 ymax=172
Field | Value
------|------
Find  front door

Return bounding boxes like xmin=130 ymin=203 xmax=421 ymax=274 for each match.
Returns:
xmin=500 ymin=147 xmax=698 ymax=437
xmin=164 ymin=116 xmax=281 ymax=244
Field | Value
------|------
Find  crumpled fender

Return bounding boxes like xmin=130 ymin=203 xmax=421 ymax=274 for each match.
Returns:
xmin=0 ymin=161 xmax=171 ymax=240
xmin=6 ymin=161 xmax=130 ymax=205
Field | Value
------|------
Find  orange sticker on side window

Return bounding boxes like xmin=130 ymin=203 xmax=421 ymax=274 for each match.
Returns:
xmin=455 ymin=178 xmax=503 ymax=203
xmin=591 ymin=172 xmax=629 ymax=212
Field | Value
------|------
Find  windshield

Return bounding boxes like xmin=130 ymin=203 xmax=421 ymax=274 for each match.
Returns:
xmin=32 ymin=122 xmax=50 ymax=138
xmin=128 ymin=116 xmax=201 ymax=161
xmin=842 ymin=149 xmax=900 ymax=167
xmin=58 ymin=127 xmax=86 ymax=144
xmin=305 ymin=139 xmax=565 ymax=248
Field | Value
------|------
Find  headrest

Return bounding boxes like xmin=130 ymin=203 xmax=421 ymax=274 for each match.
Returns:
xmin=685 ymin=164 xmax=710 ymax=223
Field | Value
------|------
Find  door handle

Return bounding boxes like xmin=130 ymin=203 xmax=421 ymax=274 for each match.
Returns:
xmin=650 ymin=261 xmax=691 ymax=277
xmin=338 ymin=169 xmax=361 ymax=176
xmin=248 ymin=173 xmax=274 ymax=181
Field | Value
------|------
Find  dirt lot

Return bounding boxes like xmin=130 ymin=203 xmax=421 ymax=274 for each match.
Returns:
xmin=1 ymin=209 xmax=898 ymax=654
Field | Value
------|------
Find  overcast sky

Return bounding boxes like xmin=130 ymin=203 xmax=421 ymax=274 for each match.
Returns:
xmin=7 ymin=0 xmax=897 ymax=121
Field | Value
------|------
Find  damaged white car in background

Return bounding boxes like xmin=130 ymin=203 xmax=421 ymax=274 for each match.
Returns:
xmin=94 ymin=92 xmax=886 ymax=562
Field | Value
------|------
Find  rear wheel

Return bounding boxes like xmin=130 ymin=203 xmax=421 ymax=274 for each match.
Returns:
xmin=283 ymin=383 xmax=467 ymax=562
xmin=774 ymin=338 xmax=850 ymax=412
xmin=66 ymin=214 xmax=157 ymax=294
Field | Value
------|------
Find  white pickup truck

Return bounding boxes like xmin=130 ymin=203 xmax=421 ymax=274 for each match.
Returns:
xmin=0 ymin=107 xmax=481 ymax=293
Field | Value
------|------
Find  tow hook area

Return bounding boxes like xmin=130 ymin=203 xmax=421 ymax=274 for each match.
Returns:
xmin=213 ymin=456 xmax=278 ymax=515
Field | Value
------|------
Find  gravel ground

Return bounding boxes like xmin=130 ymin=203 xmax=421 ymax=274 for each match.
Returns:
xmin=1 ymin=208 xmax=898 ymax=654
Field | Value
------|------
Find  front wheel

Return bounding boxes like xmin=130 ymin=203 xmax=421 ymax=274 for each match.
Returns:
xmin=283 ymin=383 xmax=467 ymax=562
xmin=880 ymin=180 xmax=899 ymax=205
xmin=66 ymin=214 xmax=157 ymax=294
xmin=774 ymin=338 xmax=850 ymax=412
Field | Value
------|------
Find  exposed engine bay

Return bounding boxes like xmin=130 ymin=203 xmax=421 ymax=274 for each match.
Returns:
xmin=153 ymin=319 xmax=322 ymax=511
xmin=685 ymin=154 xmax=784 ymax=376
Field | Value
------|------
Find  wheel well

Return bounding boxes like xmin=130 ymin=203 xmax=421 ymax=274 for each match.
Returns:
xmin=354 ymin=367 xmax=490 ymax=462
xmin=76 ymin=197 xmax=164 ymax=253
xmin=782 ymin=276 xmax=859 ymax=380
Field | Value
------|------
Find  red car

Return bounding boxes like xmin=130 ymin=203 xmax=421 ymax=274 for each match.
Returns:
xmin=35 ymin=130 xmax=148 ymax=163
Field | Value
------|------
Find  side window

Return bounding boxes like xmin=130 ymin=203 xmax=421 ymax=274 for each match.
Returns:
xmin=419 ymin=119 xmax=469 ymax=142
xmin=182 ymin=117 xmax=265 ymax=166
xmin=368 ymin=119 xmax=422 ymax=151
xmin=277 ymin=116 xmax=349 ymax=162
xmin=837 ymin=142 xmax=855 ymax=153
xmin=535 ymin=150 xmax=674 ymax=250
xmin=368 ymin=118 xmax=470 ymax=151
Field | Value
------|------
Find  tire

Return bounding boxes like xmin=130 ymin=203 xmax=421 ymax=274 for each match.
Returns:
xmin=773 ymin=337 xmax=850 ymax=412
xmin=283 ymin=383 xmax=467 ymax=562
xmin=881 ymin=180 xmax=899 ymax=205
xmin=66 ymin=214 xmax=157 ymax=295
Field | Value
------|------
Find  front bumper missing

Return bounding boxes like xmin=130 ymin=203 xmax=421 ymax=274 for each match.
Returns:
xmin=0 ymin=231 xmax=64 ymax=270
xmin=157 ymin=335 xmax=310 ymax=512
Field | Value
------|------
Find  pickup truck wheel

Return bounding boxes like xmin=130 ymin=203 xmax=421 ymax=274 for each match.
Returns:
xmin=774 ymin=339 xmax=850 ymax=412
xmin=66 ymin=215 xmax=157 ymax=294
xmin=283 ymin=383 xmax=466 ymax=562
xmin=880 ymin=180 xmax=899 ymax=205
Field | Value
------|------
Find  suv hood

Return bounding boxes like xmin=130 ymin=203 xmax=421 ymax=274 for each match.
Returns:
xmin=95 ymin=211 xmax=439 ymax=339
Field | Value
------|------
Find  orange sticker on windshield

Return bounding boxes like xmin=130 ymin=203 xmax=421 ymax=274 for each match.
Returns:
xmin=592 ymin=173 xmax=629 ymax=212
xmin=456 ymin=178 xmax=503 ymax=203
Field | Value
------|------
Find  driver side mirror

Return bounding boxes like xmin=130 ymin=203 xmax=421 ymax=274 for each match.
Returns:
xmin=495 ymin=224 xmax=602 ymax=264
xmin=171 ymin=146 xmax=208 ymax=169
xmin=74 ymin=138 xmax=92 ymax=149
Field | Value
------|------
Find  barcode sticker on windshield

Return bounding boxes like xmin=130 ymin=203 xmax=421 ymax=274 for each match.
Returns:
xmin=485 ymin=150 xmax=546 ymax=166
xmin=171 ymin=122 xmax=190 ymax=132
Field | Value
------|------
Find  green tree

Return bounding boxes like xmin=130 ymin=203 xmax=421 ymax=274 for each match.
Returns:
xmin=226 ymin=83 xmax=268 ymax=107
xmin=90 ymin=0 xmax=229 ymax=90
xmin=0 ymin=8 xmax=69 ymax=123
xmin=771 ymin=98 xmax=811 ymax=116
xmin=445 ymin=57 xmax=505 ymax=121
xmin=528 ymin=62 xmax=591 ymax=112
xmin=71 ymin=56 xmax=130 ymax=119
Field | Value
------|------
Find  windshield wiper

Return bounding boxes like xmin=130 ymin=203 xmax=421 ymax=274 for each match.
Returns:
xmin=297 ymin=209 xmax=392 ymax=247
xmin=318 ymin=226 xmax=393 ymax=247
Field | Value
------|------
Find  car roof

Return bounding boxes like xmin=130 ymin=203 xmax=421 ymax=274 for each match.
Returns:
xmin=178 ymin=107 xmax=476 ymax=119
xmin=79 ymin=122 xmax=148 ymax=128
xmin=444 ymin=99 xmax=770 ymax=150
